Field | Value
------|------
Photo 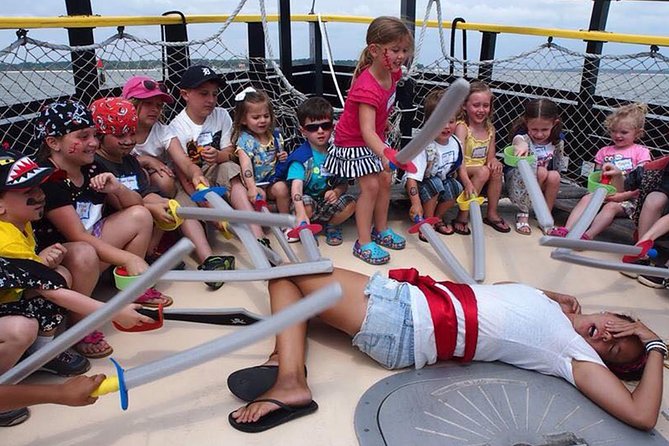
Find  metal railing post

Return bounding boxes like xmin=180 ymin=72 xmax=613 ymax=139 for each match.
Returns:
xmin=576 ymin=0 xmax=611 ymax=166
xmin=161 ymin=12 xmax=190 ymax=91
xmin=478 ymin=31 xmax=497 ymax=84
xmin=248 ymin=22 xmax=267 ymax=84
xmin=278 ymin=0 xmax=293 ymax=83
xmin=398 ymin=0 xmax=417 ymax=149
xmin=65 ymin=0 xmax=99 ymax=105
xmin=309 ymin=18 xmax=323 ymax=96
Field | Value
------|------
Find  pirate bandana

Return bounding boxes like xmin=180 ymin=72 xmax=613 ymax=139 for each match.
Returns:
xmin=90 ymin=97 xmax=138 ymax=136
xmin=33 ymin=100 xmax=94 ymax=143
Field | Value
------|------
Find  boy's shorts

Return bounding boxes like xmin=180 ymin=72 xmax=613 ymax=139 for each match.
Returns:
xmin=175 ymin=161 xmax=241 ymax=206
xmin=0 ymin=297 xmax=66 ymax=332
xmin=352 ymin=272 xmax=415 ymax=370
xmin=291 ymin=193 xmax=356 ymax=223
xmin=419 ymin=176 xmax=463 ymax=203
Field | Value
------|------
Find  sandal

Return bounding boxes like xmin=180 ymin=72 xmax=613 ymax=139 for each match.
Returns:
xmin=514 ymin=212 xmax=532 ymax=236
xmin=135 ymin=287 xmax=174 ymax=308
xmin=324 ymin=224 xmax=343 ymax=246
xmin=451 ymin=219 xmax=471 ymax=235
xmin=75 ymin=330 xmax=113 ymax=359
xmin=434 ymin=220 xmax=454 ymax=235
xmin=547 ymin=226 xmax=569 ymax=237
xmin=372 ymin=227 xmax=406 ymax=250
xmin=353 ymin=240 xmax=390 ymax=265
xmin=483 ymin=216 xmax=511 ymax=233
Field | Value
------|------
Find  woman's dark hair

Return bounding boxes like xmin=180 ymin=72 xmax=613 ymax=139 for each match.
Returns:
xmin=604 ymin=313 xmax=646 ymax=381
xmin=510 ymin=98 xmax=562 ymax=145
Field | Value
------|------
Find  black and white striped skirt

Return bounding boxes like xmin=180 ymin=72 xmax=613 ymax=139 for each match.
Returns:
xmin=323 ymin=145 xmax=383 ymax=179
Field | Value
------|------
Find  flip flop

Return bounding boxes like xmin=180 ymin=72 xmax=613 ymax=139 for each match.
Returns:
xmin=451 ymin=219 xmax=470 ymax=236
xmin=228 ymin=399 xmax=318 ymax=433
xmin=434 ymin=220 xmax=454 ymax=235
xmin=483 ymin=216 xmax=511 ymax=233
xmin=227 ymin=365 xmax=308 ymax=402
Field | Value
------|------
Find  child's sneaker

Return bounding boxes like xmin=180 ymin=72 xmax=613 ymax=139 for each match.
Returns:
xmin=324 ymin=224 xmax=343 ymax=246
xmin=637 ymin=265 xmax=669 ymax=289
xmin=0 ymin=407 xmax=30 ymax=427
xmin=353 ymin=240 xmax=390 ymax=265
xmin=372 ymin=227 xmax=406 ymax=250
xmin=620 ymin=257 xmax=651 ymax=279
xmin=198 ymin=255 xmax=235 ymax=290
xmin=283 ymin=228 xmax=300 ymax=243
xmin=39 ymin=349 xmax=91 ymax=376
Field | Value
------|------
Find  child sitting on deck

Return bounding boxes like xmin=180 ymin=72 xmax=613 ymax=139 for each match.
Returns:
xmin=168 ymin=65 xmax=266 ymax=245
xmin=454 ymin=80 xmax=509 ymax=234
xmin=404 ymin=88 xmax=467 ymax=242
xmin=505 ymin=98 xmax=564 ymax=235
xmin=552 ymin=103 xmax=650 ymax=240
xmin=31 ymin=101 xmax=171 ymax=346
xmin=92 ymin=96 xmax=234 ymax=290
xmin=0 ymin=150 xmax=151 ymax=425
xmin=280 ymin=97 xmax=355 ymax=246
xmin=231 ymin=87 xmax=291 ymax=238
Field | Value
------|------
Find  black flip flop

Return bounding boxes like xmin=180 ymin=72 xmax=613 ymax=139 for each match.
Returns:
xmin=227 ymin=365 xmax=308 ymax=402
xmin=483 ymin=216 xmax=511 ymax=233
xmin=228 ymin=399 xmax=318 ymax=433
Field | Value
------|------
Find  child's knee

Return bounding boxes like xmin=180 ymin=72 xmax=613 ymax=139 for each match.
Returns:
xmin=271 ymin=181 xmax=289 ymax=197
xmin=645 ymin=191 xmax=668 ymax=210
xmin=547 ymin=171 xmax=560 ymax=184
xmin=126 ymin=204 xmax=154 ymax=228
xmin=54 ymin=265 xmax=73 ymax=287
xmin=0 ymin=317 xmax=38 ymax=347
xmin=360 ymin=176 xmax=380 ymax=195
xmin=65 ymin=242 xmax=99 ymax=270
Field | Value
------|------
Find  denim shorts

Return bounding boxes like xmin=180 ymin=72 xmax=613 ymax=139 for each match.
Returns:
xmin=352 ymin=272 xmax=415 ymax=369
xmin=419 ymin=176 xmax=463 ymax=203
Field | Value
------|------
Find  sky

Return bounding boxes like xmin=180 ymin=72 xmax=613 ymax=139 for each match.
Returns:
xmin=1 ymin=1 xmax=668 ymax=63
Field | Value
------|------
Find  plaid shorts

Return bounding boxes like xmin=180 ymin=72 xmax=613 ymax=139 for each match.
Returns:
xmin=0 ymin=296 xmax=66 ymax=332
xmin=418 ymin=176 xmax=463 ymax=203
xmin=292 ymin=193 xmax=356 ymax=223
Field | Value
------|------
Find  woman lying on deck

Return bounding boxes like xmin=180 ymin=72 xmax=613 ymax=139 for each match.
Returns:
xmin=228 ymin=267 xmax=665 ymax=433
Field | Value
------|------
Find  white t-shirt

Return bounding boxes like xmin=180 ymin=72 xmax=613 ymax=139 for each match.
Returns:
xmin=410 ymin=282 xmax=604 ymax=385
xmin=169 ymin=108 xmax=233 ymax=161
xmin=406 ymin=136 xmax=461 ymax=182
xmin=131 ymin=122 xmax=176 ymax=164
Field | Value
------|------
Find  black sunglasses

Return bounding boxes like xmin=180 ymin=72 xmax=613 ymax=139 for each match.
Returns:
xmin=142 ymin=80 xmax=168 ymax=93
xmin=303 ymin=121 xmax=333 ymax=132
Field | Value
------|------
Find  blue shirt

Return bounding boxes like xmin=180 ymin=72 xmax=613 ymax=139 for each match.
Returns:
xmin=287 ymin=148 xmax=328 ymax=197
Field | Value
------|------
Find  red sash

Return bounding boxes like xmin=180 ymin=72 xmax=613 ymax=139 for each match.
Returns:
xmin=389 ymin=268 xmax=479 ymax=362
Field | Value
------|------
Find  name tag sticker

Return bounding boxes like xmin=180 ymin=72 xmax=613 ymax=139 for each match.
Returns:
xmin=471 ymin=146 xmax=487 ymax=159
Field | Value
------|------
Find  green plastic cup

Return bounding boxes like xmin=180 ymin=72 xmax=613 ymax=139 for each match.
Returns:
xmin=503 ymin=145 xmax=536 ymax=167
xmin=113 ymin=266 xmax=138 ymax=291
xmin=587 ymin=171 xmax=617 ymax=195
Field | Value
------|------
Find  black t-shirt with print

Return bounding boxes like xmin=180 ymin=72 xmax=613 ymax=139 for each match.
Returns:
xmin=34 ymin=160 xmax=107 ymax=250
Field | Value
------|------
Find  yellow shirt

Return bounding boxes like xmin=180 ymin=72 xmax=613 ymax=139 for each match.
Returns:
xmin=0 ymin=220 xmax=42 ymax=303
xmin=458 ymin=121 xmax=493 ymax=167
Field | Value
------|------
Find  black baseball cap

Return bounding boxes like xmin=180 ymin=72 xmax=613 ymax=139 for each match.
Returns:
xmin=0 ymin=149 xmax=54 ymax=191
xmin=179 ymin=65 xmax=225 ymax=89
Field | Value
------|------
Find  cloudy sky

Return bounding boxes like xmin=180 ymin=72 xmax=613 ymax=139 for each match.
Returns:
xmin=1 ymin=1 xmax=667 ymax=62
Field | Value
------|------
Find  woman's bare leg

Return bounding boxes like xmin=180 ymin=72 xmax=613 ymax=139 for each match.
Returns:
xmin=231 ymin=268 xmax=370 ymax=423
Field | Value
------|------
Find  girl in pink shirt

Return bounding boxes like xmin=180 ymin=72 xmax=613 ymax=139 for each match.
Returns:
xmin=554 ymin=103 xmax=651 ymax=239
xmin=322 ymin=16 xmax=413 ymax=265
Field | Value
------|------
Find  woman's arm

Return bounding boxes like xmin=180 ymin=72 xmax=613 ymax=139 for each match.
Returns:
xmin=573 ymin=320 xmax=663 ymax=430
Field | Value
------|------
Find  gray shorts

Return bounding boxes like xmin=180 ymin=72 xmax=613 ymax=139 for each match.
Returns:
xmin=352 ymin=272 xmax=415 ymax=369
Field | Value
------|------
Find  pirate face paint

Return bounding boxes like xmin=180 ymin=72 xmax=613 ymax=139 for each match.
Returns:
xmin=60 ymin=127 xmax=98 ymax=166
xmin=0 ymin=186 xmax=46 ymax=224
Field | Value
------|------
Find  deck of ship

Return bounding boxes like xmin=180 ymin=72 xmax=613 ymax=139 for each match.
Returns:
xmin=8 ymin=201 xmax=669 ymax=446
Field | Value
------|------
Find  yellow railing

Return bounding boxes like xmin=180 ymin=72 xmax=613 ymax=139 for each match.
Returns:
xmin=0 ymin=14 xmax=667 ymax=47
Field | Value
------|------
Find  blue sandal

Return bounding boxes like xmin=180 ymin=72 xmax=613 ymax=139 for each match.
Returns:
xmin=371 ymin=227 xmax=406 ymax=250
xmin=353 ymin=240 xmax=390 ymax=265
xmin=324 ymin=224 xmax=343 ymax=246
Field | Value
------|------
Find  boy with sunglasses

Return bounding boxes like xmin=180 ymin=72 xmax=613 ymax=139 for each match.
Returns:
xmin=279 ymin=97 xmax=355 ymax=245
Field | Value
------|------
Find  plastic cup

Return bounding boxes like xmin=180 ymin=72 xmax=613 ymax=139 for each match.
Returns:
xmin=503 ymin=145 xmax=536 ymax=167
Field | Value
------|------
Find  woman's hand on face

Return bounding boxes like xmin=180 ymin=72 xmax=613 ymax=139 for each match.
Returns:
xmin=606 ymin=318 xmax=659 ymax=344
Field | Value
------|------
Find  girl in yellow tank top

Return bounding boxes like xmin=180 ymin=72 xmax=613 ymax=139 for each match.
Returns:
xmin=453 ymin=80 xmax=510 ymax=234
